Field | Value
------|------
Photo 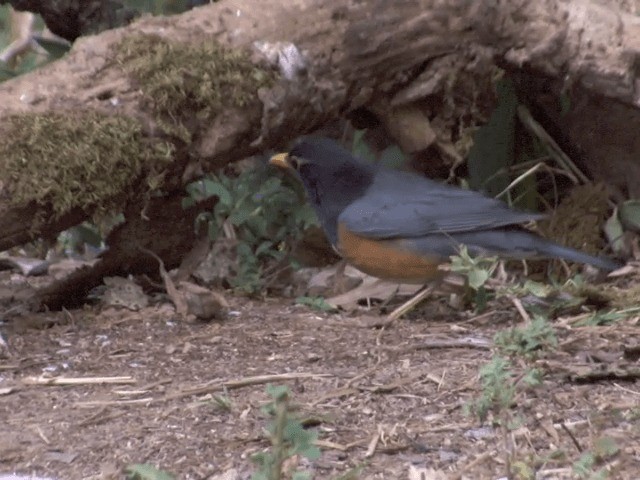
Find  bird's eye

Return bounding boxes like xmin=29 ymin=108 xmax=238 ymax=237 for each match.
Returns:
xmin=289 ymin=156 xmax=300 ymax=170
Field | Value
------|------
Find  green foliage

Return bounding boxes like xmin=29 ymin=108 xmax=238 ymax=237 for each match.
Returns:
xmin=210 ymin=394 xmax=233 ymax=411
xmin=252 ymin=385 xmax=321 ymax=480
xmin=33 ymin=36 xmax=71 ymax=60
xmin=184 ymin=166 xmax=316 ymax=293
xmin=334 ymin=466 xmax=365 ymax=480
xmin=467 ymin=334 xmax=544 ymax=428
xmin=618 ymin=199 xmax=640 ymax=233
xmin=494 ymin=316 xmax=558 ymax=358
xmin=125 ymin=464 xmax=175 ymax=480
xmin=510 ymin=460 xmax=535 ymax=480
xmin=0 ymin=7 xmax=58 ymax=82
xmin=449 ymin=245 xmax=498 ymax=310
xmin=469 ymin=355 xmax=516 ymax=422
xmin=0 ymin=112 xmax=173 ymax=220
xmin=114 ymin=34 xmax=275 ymax=142
xmin=295 ymin=296 xmax=336 ymax=312
xmin=351 ymin=130 xmax=407 ymax=169
xmin=577 ymin=309 xmax=625 ymax=327
xmin=470 ymin=316 xmax=553 ymax=422
xmin=572 ymin=438 xmax=618 ymax=480
xmin=467 ymin=77 xmax=518 ymax=197
xmin=604 ymin=207 xmax=626 ymax=255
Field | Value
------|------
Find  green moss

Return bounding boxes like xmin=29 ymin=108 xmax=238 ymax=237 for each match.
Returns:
xmin=113 ymin=34 xmax=275 ymax=141
xmin=0 ymin=112 xmax=174 ymax=220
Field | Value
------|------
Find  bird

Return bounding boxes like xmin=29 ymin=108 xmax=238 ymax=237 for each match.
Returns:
xmin=269 ymin=136 xmax=621 ymax=284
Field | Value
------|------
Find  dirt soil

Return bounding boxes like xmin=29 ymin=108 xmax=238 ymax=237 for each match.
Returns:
xmin=0 ymin=292 xmax=639 ymax=480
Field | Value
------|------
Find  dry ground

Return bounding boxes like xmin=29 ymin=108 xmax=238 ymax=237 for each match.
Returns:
xmin=0 ymin=291 xmax=639 ymax=480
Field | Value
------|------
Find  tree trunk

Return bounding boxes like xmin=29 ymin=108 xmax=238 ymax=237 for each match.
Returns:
xmin=0 ymin=0 xmax=638 ymax=308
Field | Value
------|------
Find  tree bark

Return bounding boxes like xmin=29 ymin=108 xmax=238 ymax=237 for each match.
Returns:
xmin=0 ymin=0 xmax=638 ymax=308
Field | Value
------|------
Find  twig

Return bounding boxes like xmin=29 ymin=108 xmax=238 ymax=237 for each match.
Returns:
xmin=358 ymin=372 xmax=425 ymax=393
xmin=387 ymin=284 xmax=437 ymax=321
xmin=23 ymin=375 xmax=136 ymax=386
xmin=364 ymin=428 xmax=380 ymax=458
xmin=75 ymin=398 xmax=154 ymax=407
xmin=309 ymin=387 xmax=359 ymax=407
xmin=383 ymin=337 xmax=491 ymax=352
xmin=510 ymin=296 xmax=531 ymax=324
xmin=313 ymin=439 xmax=347 ymax=451
xmin=495 ymin=161 xmax=546 ymax=199
xmin=163 ymin=372 xmax=332 ymax=402
xmin=612 ymin=382 xmax=640 ymax=396
xmin=517 ymin=105 xmax=589 ymax=184
xmin=560 ymin=421 xmax=583 ymax=453
xmin=452 ymin=451 xmax=495 ymax=479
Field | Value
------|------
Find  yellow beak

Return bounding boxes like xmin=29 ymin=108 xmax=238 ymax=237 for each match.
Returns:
xmin=269 ymin=153 xmax=290 ymax=169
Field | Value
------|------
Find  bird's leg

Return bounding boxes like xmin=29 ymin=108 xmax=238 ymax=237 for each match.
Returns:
xmin=330 ymin=258 xmax=350 ymax=295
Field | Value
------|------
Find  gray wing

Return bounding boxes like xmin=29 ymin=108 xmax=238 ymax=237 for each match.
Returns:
xmin=339 ymin=168 xmax=545 ymax=239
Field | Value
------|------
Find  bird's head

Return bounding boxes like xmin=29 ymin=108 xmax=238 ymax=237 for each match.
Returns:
xmin=269 ymin=136 xmax=374 ymax=244
xmin=269 ymin=136 xmax=374 ymax=193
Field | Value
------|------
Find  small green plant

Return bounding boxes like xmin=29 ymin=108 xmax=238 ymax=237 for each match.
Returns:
xmin=295 ymin=296 xmax=336 ymax=312
xmin=252 ymin=385 xmax=321 ymax=480
xmin=334 ymin=465 xmax=365 ymax=480
xmin=494 ymin=316 xmax=558 ymax=358
xmin=577 ymin=309 xmax=625 ymax=327
xmin=470 ymin=316 xmax=553 ymax=421
xmin=184 ymin=165 xmax=316 ymax=293
xmin=449 ymin=245 xmax=499 ymax=310
xmin=468 ymin=355 xmax=515 ymax=422
xmin=210 ymin=394 xmax=233 ymax=411
xmin=125 ymin=464 xmax=174 ymax=480
xmin=572 ymin=437 xmax=619 ymax=479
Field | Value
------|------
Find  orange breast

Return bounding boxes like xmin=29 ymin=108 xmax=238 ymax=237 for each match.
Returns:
xmin=337 ymin=223 xmax=445 ymax=283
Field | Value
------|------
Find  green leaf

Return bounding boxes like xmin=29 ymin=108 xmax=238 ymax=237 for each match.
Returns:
xmin=251 ymin=471 xmax=269 ymax=480
xmin=468 ymin=77 xmax=518 ymax=197
xmin=578 ymin=310 xmax=624 ymax=327
xmin=559 ymin=92 xmax=572 ymax=116
xmin=298 ymin=444 xmax=321 ymax=460
xmin=467 ymin=269 xmax=490 ymax=290
xmin=229 ymin=202 xmax=257 ymax=226
xmin=33 ymin=35 xmax=72 ymax=60
xmin=511 ymin=461 xmax=535 ymax=480
xmin=619 ymin=199 xmax=640 ymax=233
xmin=604 ymin=208 xmax=625 ymax=254
xmin=593 ymin=437 xmax=619 ymax=459
xmin=266 ymin=384 xmax=289 ymax=401
xmin=351 ymin=130 xmax=377 ymax=163
xmin=292 ymin=472 xmax=313 ymax=480
xmin=521 ymin=368 xmax=543 ymax=387
xmin=181 ymin=196 xmax=195 ymax=208
xmin=201 ymin=178 xmax=232 ymax=205
xmin=71 ymin=223 xmax=103 ymax=247
xmin=295 ymin=296 xmax=336 ymax=312
xmin=125 ymin=464 xmax=174 ymax=480
xmin=0 ymin=62 xmax=17 ymax=82
xmin=255 ymin=240 xmax=274 ymax=257
xmin=573 ymin=452 xmax=595 ymax=478
xmin=256 ymin=176 xmax=282 ymax=197
xmin=378 ymin=144 xmax=406 ymax=169
xmin=522 ymin=280 xmax=553 ymax=298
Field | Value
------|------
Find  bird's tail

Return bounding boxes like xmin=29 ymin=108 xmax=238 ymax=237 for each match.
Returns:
xmin=537 ymin=241 xmax=622 ymax=272
xmin=442 ymin=230 xmax=623 ymax=271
